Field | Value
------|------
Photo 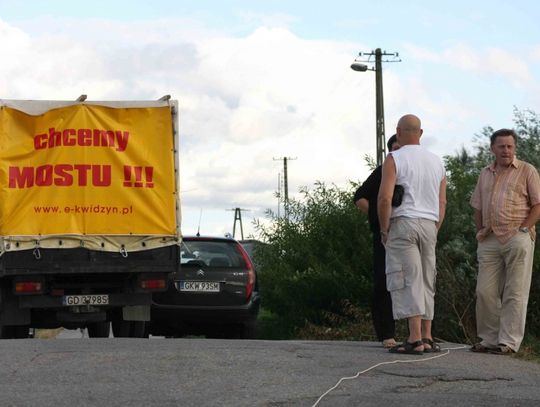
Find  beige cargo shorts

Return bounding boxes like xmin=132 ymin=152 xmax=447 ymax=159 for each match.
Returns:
xmin=385 ymin=217 xmax=438 ymax=320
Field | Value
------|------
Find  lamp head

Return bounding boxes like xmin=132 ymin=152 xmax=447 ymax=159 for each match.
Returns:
xmin=350 ymin=62 xmax=369 ymax=72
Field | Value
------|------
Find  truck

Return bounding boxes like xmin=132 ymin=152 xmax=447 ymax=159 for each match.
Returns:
xmin=0 ymin=96 xmax=181 ymax=338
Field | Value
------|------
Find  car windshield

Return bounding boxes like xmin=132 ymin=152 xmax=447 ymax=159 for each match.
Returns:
xmin=180 ymin=240 xmax=244 ymax=268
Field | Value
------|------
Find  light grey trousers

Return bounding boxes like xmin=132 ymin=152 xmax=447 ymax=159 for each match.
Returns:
xmin=385 ymin=217 xmax=438 ymax=320
xmin=476 ymin=232 xmax=535 ymax=352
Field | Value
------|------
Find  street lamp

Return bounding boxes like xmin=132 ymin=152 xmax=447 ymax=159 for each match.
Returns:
xmin=351 ymin=48 xmax=400 ymax=166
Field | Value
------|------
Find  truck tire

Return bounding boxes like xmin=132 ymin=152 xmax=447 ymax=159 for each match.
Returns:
xmin=112 ymin=321 xmax=131 ymax=337
xmin=112 ymin=321 xmax=148 ymax=338
xmin=11 ymin=326 xmax=30 ymax=339
xmin=130 ymin=321 xmax=147 ymax=338
xmin=87 ymin=322 xmax=111 ymax=338
xmin=0 ymin=325 xmax=29 ymax=339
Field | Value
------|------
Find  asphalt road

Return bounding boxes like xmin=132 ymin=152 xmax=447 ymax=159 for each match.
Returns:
xmin=0 ymin=337 xmax=539 ymax=406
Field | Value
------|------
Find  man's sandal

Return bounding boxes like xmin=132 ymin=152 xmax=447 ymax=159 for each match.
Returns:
xmin=388 ymin=340 xmax=424 ymax=355
xmin=488 ymin=344 xmax=516 ymax=355
xmin=470 ymin=343 xmax=497 ymax=353
xmin=422 ymin=338 xmax=441 ymax=353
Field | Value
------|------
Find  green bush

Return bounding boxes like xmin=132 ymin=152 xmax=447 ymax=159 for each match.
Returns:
xmin=254 ymin=182 xmax=373 ymax=327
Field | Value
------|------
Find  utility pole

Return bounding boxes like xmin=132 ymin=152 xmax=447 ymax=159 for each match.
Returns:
xmin=228 ymin=208 xmax=249 ymax=240
xmin=276 ymin=172 xmax=281 ymax=218
xmin=374 ymin=48 xmax=385 ymax=167
xmin=273 ymin=157 xmax=297 ymax=219
xmin=351 ymin=48 xmax=400 ymax=166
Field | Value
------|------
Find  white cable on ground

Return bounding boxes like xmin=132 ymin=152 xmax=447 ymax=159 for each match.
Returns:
xmin=312 ymin=345 xmax=468 ymax=407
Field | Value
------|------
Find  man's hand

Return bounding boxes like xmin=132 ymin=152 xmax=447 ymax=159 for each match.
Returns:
xmin=380 ymin=230 xmax=388 ymax=246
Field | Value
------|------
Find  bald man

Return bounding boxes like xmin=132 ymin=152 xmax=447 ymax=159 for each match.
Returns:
xmin=377 ymin=114 xmax=447 ymax=354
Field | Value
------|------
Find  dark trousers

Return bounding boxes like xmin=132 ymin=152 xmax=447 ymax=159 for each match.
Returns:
xmin=372 ymin=234 xmax=395 ymax=341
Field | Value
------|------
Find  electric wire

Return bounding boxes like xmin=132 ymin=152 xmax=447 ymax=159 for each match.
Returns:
xmin=312 ymin=345 xmax=468 ymax=407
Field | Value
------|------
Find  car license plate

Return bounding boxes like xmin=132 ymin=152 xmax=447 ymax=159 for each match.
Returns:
xmin=178 ymin=281 xmax=220 ymax=292
xmin=62 ymin=294 xmax=109 ymax=306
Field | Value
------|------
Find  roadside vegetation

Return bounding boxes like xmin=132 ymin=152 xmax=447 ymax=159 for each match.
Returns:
xmin=254 ymin=108 xmax=540 ymax=361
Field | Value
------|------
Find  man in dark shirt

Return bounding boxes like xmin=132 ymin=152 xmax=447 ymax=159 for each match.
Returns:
xmin=353 ymin=135 xmax=399 ymax=348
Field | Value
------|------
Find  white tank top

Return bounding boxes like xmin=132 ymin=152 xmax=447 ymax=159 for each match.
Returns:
xmin=390 ymin=145 xmax=445 ymax=221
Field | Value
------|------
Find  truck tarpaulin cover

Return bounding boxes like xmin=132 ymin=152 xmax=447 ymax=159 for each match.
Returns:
xmin=0 ymin=104 xmax=176 ymax=236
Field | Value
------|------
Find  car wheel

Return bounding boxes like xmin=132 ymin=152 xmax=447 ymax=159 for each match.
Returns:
xmin=87 ymin=322 xmax=111 ymax=338
xmin=215 ymin=322 xmax=256 ymax=339
xmin=240 ymin=321 xmax=257 ymax=339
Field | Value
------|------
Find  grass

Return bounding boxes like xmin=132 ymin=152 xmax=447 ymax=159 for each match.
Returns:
xmin=256 ymin=308 xmax=295 ymax=339
xmin=513 ymin=335 xmax=540 ymax=362
xmin=256 ymin=302 xmax=409 ymax=342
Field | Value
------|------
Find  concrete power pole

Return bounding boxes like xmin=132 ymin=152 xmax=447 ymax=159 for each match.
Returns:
xmin=277 ymin=172 xmax=281 ymax=218
xmin=351 ymin=48 xmax=401 ymax=166
xmin=374 ymin=48 xmax=385 ymax=167
xmin=273 ymin=157 xmax=296 ymax=219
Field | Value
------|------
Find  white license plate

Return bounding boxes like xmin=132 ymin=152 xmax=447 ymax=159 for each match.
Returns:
xmin=62 ymin=294 xmax=109 ymax=306
xmin=178 ymin=281 xmax=220 ymax=292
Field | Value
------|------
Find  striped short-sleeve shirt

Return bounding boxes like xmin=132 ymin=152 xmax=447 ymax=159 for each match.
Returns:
xmin=470 ymin=159 xmax=540 ymax=243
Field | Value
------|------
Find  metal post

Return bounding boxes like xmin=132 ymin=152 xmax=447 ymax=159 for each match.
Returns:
xmin=374 ymin=48 xmax=385 ymax=166
xmin=283 ymin=157 xmax=288 ymax=219
xmin=232 ymin=208 xmax=244 ymax=240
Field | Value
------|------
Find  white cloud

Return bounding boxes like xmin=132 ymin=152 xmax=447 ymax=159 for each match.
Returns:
xmin=406 ymin=43 xmax=534 ymax=87
xmin=531 ymin=46 xmax=540 ymax=61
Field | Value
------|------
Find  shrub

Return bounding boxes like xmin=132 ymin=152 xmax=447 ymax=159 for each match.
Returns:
xmin=254 ymin=182 xmax=373 ymax=328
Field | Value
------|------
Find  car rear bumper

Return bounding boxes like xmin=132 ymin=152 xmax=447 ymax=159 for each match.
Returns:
xmin=151 ymin=292 xmax=261 ymax=324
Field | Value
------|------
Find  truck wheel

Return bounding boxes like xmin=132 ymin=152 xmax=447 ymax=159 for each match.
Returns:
xmin=112 ymin=321 xmax=147 ymax=338
xmin=87 ymin=322 xmax=111 ymax=338
xmin=130 ymin=321 xmax=147 ymax=338
xmin=0 ymin=325 xmax=29 ymax=339
xmin=12 ymin=326 xmax=29 ymax=339
xmin=112 ymin=321 xmax=131 ymax=337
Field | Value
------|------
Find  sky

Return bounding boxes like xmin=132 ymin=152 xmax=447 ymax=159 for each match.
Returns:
xmin=0 ymin=0 xmax=539 ymax=238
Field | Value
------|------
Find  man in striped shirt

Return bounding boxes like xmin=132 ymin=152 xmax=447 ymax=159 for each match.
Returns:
xmin=470 ymin=128 xmax=540 ymax=355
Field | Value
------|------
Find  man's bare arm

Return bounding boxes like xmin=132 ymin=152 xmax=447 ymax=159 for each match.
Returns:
xmin=355 ymin=198 xmax=369 ymax=214
xmin=437 ymin=177 xmax=447 ymax=230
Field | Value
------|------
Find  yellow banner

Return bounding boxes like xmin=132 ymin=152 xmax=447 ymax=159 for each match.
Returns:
xmin=0 ymin=104 xmax=177 ymax=236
